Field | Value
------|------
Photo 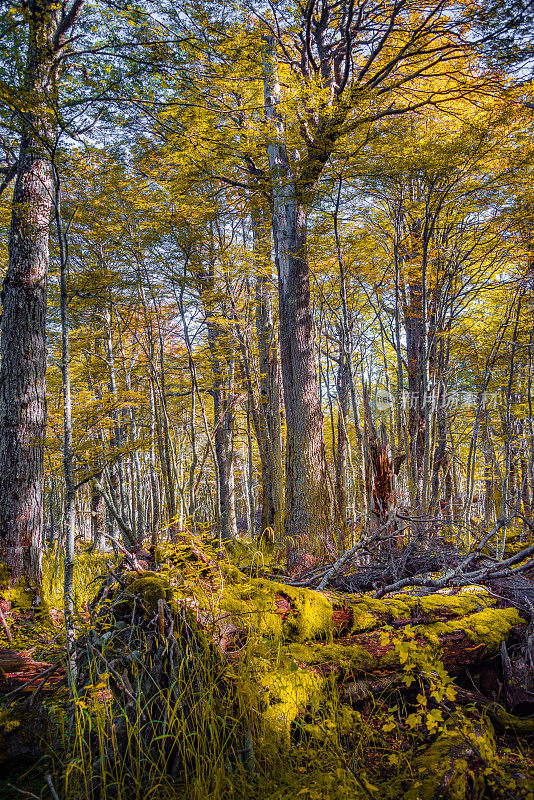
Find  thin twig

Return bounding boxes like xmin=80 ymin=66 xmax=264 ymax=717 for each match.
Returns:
xmin=45 ymin=774 xmax=61 ymax=800
xmin=6 ymin=784 xmax=40 ymax=799
xmin=103 ymin=533 xmax=144 ymax=573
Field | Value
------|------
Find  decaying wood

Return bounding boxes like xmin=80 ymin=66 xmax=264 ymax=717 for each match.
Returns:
xmin=0 ymin=648 xmax=35 ymax=673
xmin=0 ymin=648 xmax=65 ymax=694
xmin=306 ymin=519 xmax=534 ymax=611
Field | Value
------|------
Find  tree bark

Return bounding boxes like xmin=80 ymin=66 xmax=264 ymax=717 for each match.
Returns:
xmin=262 ymin=36 xmax=331 ymax=556
xmin=202 ymin=240 xmax=237 ymax=543
xmin=90 ymin=486 xmax=106 ymax=552
xmin=252 ymin=200 xmax=284 ymax=539
xmin=430 ymin=378 xmax=452 ymax=522
xmin=335 ymin=352 xmax=350 ymax=523
xmin=213 ymin=393 xmax=237 ymax=542
xmin=54 ymin=167 xmax=77 ymax=687
xmin=363 ymin=389 xmax=396 ymax=546
xmin=0 ymin=1 xmax=66 ymax=583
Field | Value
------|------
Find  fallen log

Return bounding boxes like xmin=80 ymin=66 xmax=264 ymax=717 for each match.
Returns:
xmin=453 ymin=686 xmax=534 ymax=734
xmin=217 ymin=568 xmax=525 ymax=674
xmin=0 ymin=648 xmax=65 ymax=695
xmin=0 ymin=648 xmax=50 ymax=675
xmin=0 ymin=648 xmax=34 ymax=673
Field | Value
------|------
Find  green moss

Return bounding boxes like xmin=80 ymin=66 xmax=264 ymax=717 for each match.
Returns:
xmin=416 ymin=591 xmax=492 ymax=617
xmin=344 ymin=591 xmax=495 ymax=637
xmin=220 ymin=579 xmax=335 ymax=643
xmin=403 ymin=713 xmax=496 ymax=800
xmin=157 ymin=539 xmax=219 ymax=570
xmin=486 ymin=702 xmax=534 ymax=733
xmin=221 ymin=580 xmax=284 ymax=639
xmin=221 ymin=563 xmax=247 ymax=585
xmin=346 ymin=595 xmax=417 ymax=633
xmin=0 ymin=561 xmax=43 ymax=614
xmin=421 ymin=607 xmax=523 ymax=655
xmin=1 ymin=580 xmax=34 ymax=611
xmin=281 ymin=585 xmax=334 ymax=641
xmin=256 ymin=658 xmax=362 ymax=750
xmin=275 ymin=604 xmax=523 ymax=680
xmin=220 ymin=538 xmax=254 ymax=563
xmin=260 ymin=667 xmax=325 ymax=743
xmin=122 ymin=573 xmax=174 ymax=614
xmin=464 ymin=607 xmax=524 ymax=652
xmin=337 ymin=703 xmax=361 ymax=734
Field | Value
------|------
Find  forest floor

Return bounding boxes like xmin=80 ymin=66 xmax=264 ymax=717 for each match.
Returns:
xmin=1 ymin=535 xmax=534 ymax=800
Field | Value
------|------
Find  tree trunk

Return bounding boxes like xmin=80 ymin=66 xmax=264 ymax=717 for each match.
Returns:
xmin=149 ymin=384 xmax=161 ymax=547
xmin=363 ymin=389 xmax=396 ymax=547
xmin=483 ymin=415 xmax=496 ymax=527
xmin=91 ymin=485 xmax=106 ymax=552
xmin=521 ymin=456 xmax=531 ymax=540
xmin=262 ymin=36 xmax=331 ymax=556
xmin=430 ymin=379 xmax=451 ymax=520
xmin=252 ymin=200 xmax=284 ymax=539
xmin=55 ymin=169 xmax=76 ymax=687
xmin=213 ymin=396 xmax=237 ymax=542
xmin=404 ymin=275 xmax=426 ymax=509
xmin=105 ymin=309 xmax=135 ymax=548
xmin=0 ymin=1 xmax=65 ymax=584
xmin=335 ymin=352 xmax=350 ymax=523
xmin=202 ymin=244 xmax=237 ymax=543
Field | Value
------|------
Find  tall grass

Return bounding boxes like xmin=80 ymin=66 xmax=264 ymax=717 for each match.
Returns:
xmin=42 ymin=547 xmax=116 ymax=611
xmin=38 ymin=545 xmax=372 ymax=800
xmin=57 ymin=662 xmax=370 ymax=800
xmin=36 ymin=541 xmax=534 ymax=800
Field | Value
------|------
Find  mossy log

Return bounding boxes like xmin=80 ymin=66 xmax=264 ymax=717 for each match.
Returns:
xmin=77 ymin=543 xmax=528 ymax=752
xmin=403 ymin=712 xmax=497 ymax=800
xmin=96 ymin=550 xmax=525 ymax=685
xmin=81 ymin=555 xmax=523 ymax=745
xmin=216 ymin=570 xmax=524 ymax=679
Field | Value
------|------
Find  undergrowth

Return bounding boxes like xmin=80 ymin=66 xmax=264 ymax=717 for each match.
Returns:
xmin=3 ymin=539 xmax=534 ymax=800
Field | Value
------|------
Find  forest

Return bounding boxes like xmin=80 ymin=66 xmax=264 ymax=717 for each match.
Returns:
xmin=1 ymin=0 xmax=534 ymax=798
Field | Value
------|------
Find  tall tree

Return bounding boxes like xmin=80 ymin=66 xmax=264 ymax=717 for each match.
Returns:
xmin=251 ymin=198 xmax=284 ymax=539
xmin=0 ymin=0 xmax=84 ymax=583
xmin=259 ymin=0 xmax=482 ymax=546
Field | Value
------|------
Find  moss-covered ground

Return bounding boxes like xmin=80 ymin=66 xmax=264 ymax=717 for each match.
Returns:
xmin=1 ymin=538 xmax=534 ymax=800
